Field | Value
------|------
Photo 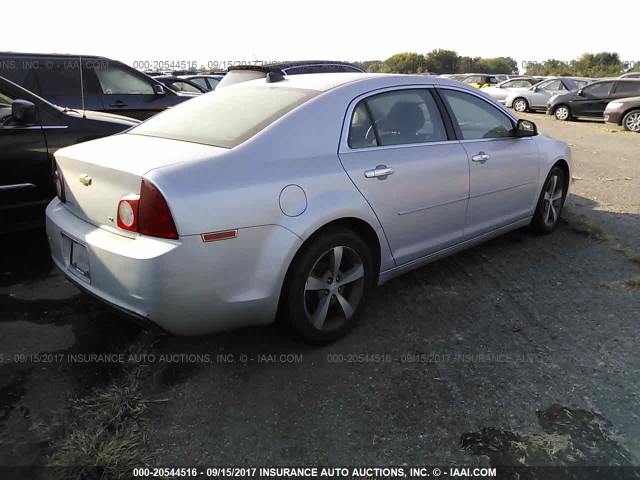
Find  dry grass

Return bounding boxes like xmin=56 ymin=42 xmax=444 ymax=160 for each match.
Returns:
xmin=46 ymin=352 xmax=159 ymax=480
xmin=601 ymin=275 xmax=640 ymax=291
xmin=564 ymin=210 xmax=640 ymax=264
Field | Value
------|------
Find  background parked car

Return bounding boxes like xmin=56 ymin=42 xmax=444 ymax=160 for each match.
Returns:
xmin=154 ymin=76 xmax=206 ymax=94
xmin=46 ymin=73 xmax=571 ymax=343
xmin=0 ymin=52 xmax=191 ymax=120
xmin=481 ymin=77 xmax=540 ymax=104
xmin=505 ymin=77 xmax=592 ymax=113
xmin=460 ymin=74 xmax=509 ymax=88
xmin=0 ymin=76 xmax=138 ymax=233
xmin=619 ymin=72 xmax=640 ymax=79
xmin=179 ymin=74 xmax=225 ymax=91
xmin=216 ymin=60 xmax=365 ymax=88
xmin=546 ymin=79 xmax=640 ymax=121
xmin=604 ymin=96 xmax=640 ymax=132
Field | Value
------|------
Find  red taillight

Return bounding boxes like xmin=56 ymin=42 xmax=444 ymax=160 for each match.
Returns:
xmin=117 ymin=180 xmax=178 ymax=240
xmin=53 ymin=161 xmax=66 ymax=202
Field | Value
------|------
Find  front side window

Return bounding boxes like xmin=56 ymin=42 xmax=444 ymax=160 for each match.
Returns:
xmin=130 ymin=85 xmax=320 ymax=148
xmin=348 ymin=89 xmax=447 ymax=148
xmin=583 ymin=82 xmax=614 ymax=96
xmin=439 ymin=89 xmax=515 ymax=140
xmin=0 ymin=88 xmax=15 ymax=121
xmin=95 ymin=65 xmax=154 ymax=94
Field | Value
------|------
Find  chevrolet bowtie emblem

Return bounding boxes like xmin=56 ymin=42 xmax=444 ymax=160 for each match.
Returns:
xmin=79 ymin=174 xmax=92 ymax=186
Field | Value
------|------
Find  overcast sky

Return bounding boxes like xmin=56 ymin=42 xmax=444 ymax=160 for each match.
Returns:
xmin=4 ymin=0 xmax=639 ymax=71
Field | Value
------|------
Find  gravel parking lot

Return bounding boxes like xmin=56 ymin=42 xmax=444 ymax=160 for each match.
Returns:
xmin=1 ymin=113 xmax=638 ymax=474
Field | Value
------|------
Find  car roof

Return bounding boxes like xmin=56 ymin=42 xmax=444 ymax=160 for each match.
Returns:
xmin=0 ymin=51 xmax=109 ymax=60
xmin=180 ymin=74 xmax=224 ymax=79
xmin=227 ymin=60 xmax=363 ymax=73
xmin=232 ymin=72 xmax=472 ymax=93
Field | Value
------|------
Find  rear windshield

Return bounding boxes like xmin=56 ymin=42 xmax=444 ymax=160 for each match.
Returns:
xmin=129 ymin=85 xmax=320 ymax=148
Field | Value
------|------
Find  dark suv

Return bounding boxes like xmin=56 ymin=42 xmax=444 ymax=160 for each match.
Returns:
xmin=0 ymin=52 xmax=191 ymax=120
xmin=0 ymin=75 xmax=138 ymax=232
xmin=546 ymin=79 xmax=640 ymax=121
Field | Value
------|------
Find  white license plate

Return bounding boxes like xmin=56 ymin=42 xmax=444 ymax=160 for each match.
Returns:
xmin=70 ymin=240 xmax=90 ymax=278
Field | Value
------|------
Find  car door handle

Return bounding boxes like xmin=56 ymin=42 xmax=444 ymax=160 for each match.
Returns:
xmin=109 ymin=101 xmax=128 ymax=107
xmin=364 ymin=166 xmax=394 ymax=178
xmin=471 ymin=152 xmax=490 ymax=164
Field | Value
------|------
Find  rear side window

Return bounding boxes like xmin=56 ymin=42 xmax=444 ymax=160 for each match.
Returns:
xmin=540 ymin=80 xmax=565 ymax=91
xmin=439 ymin=89 xmax=515 ymax=140
xmin=130 ymin=85 xmax=320 ymax=148
xmin=615 ymin=81 xmax=640 ymax=95
xmin=95 ymin=65 xmax=154 ymax=94
xmin=35 ymin=62 xmax=82 ymax=96
xmin=348 ymin=89 xmax=447 ymax=148
xmin=190 ymin=77 xmax=208 ymax=88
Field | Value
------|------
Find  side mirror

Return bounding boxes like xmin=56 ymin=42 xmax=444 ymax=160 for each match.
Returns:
xmin=12 ymin=100 xmax=37 ymax=125
xmin=576 ymin=89 xmax=584 ymax=96
xmin=516 ymin=119 xmax=537 ymax=137
xmin=153 ymin=84 xmax=166 ymax=95
xmin=531 ymin=86 xmax=538 ymax=92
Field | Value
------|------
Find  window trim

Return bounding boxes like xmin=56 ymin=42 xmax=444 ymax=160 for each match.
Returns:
xmin=339 ymin=85 xmax=456 ymax=153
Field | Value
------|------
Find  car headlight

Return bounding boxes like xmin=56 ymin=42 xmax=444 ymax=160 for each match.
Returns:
xmin=606 ymin=102 xmax=623 ymax=110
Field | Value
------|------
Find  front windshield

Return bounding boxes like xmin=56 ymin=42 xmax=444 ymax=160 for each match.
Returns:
xmin=130 ymin=85 xmax=321 ymax=148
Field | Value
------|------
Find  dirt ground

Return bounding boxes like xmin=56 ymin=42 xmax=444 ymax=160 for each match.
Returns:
xmin=0 ymin=112 xmax=638 ymax=476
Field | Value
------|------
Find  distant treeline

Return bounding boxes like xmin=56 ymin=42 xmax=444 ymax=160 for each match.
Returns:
xmin=352 ymin=50 xmax=640 ymax=77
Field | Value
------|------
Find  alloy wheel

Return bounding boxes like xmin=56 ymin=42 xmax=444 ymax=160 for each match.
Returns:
xmin=542 ymin=174 xmax=564 ymax=228
xmin=555 ymin=105 xmax=570 ymax=121
xmin=303 ymin=246 xmax=365 ymax=331
xmin=513 ymin=99 xmax=528 ymax=112
xmin=623 ymin=112 xmax=640 ymax=132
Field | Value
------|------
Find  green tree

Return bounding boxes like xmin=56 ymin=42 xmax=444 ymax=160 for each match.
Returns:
xmin=425 ymin=49 xmax=459 ymax=74
xmin=353 ymin=60 xmax=383 ymax=73
xmin=380 ymin=53 xmax=429 ymax=74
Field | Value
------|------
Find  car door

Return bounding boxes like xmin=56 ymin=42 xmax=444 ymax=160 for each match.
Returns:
xmin=529 ymin=79 xmax=567 ymax=108
xmin=437 ymin=88 xmax=540 ymax=239
xmin=93 ymin=63 xmax=174 ymax=119
xmin=338 ymin=87 xmax=470 ymax=266
xmin=573 ymin=81 xmax=615 ymax=117
xmin=0 ymin=87 xmax=51 ymax=229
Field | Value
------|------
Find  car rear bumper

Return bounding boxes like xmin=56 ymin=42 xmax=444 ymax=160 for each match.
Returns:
xmin=46 ymin=199 xmax=302 ymax=335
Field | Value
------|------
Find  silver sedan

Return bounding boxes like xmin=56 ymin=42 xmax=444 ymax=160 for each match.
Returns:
xmin=46 ymin=74 xmax=572 ymax=343
xmin=481 ymin=77 xmax=539 ymax=104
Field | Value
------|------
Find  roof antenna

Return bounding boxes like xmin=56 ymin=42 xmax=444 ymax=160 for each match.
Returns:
xmin=79 ymin=55 xmax=86 ymax=118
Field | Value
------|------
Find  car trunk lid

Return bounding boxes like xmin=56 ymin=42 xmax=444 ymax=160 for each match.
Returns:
xmin=55 ymin=133 xmax=227 ymax=235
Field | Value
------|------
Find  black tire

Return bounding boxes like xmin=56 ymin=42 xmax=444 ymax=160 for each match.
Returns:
xmin=512 ymin=97 xmax=529 ymax=113
xmin=554 ymin=104 xmax=572 ymax=121
xmin=622 ymin=109 xmax=640 ymax=132
xmin=284 ymin=228 xmax=373 ymax=344
xmin=529 ymin=166 xmax=567 ymax=234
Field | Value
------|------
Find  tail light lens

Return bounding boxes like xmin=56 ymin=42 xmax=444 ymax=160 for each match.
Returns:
xmin=116 ymin=179 xmax=178 ymax=239
xmin=53 ymin=161 xmax=66 ymax=202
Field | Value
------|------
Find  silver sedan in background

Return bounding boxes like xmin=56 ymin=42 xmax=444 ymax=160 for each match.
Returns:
xmin=481 ymin=77 xmax=540 ymax=104
xmin=505 ymin=77 xmax=592 ymax=112
xmin=46 ymin=74 xmax=572 ymax=343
